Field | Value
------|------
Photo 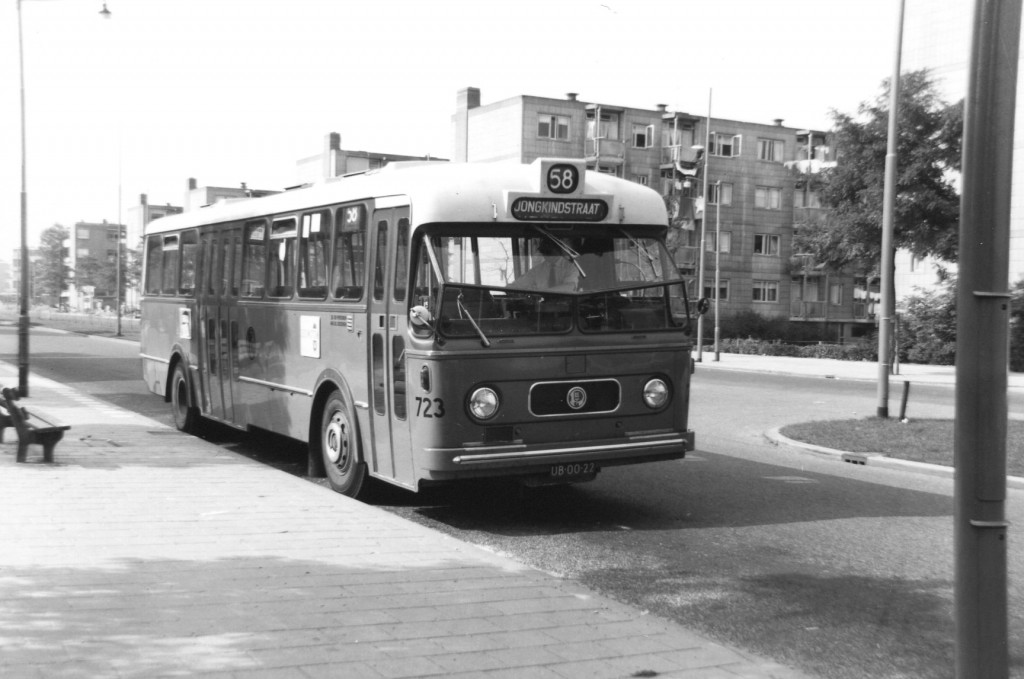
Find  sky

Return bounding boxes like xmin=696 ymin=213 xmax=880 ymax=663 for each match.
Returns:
xmin=1 ymin=0 xmax=908 ymax=253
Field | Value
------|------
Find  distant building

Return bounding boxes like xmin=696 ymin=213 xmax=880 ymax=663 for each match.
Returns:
xmin=67 ymin=220 xmax=126 ymax=311
xmin=453 ymin=87 xmax=875 ymax=342
xmin=296 ymin=132 xmax=446 ymax=183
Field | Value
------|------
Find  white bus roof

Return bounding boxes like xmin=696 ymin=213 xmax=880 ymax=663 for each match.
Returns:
xmin=143 ymin=159 xmax=669 ymax=235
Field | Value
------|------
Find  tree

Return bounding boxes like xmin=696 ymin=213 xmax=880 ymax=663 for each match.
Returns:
xmin=33 ymin=224 xmax=69 ymax=305
xmin=795 ymin=70 xmax=963 ymax=273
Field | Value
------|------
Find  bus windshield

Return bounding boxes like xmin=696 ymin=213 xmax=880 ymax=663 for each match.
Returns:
xmin=411 ymin=226 xmax=692 ymax=338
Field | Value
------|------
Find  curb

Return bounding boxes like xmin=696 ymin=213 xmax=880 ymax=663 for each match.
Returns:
xmin=766 ymin=427 xmax=1024 ymax=490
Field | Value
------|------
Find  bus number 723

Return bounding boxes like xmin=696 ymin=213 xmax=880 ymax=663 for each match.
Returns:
xmin=415 ymin=397 xmax=445 ymax=418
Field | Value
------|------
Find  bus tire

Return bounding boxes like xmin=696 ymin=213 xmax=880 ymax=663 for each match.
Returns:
xmin=320 ymin=391 xmax=367 ymax=498
xmin=170 ymin=362 xmax=201 ymax=435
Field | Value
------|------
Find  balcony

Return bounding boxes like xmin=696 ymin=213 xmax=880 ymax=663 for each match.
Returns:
xmin=585 ymin=138 xmax=625 ymax=166
xmin=661 ymin=145 xmax=702 ymax=168
xmin=793 ymin=206 xmax=830 ymax=228
xmin=791 ymin=300 xmax=875 ymax=322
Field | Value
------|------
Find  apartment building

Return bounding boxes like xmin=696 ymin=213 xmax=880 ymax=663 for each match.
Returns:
xmin=453 ymin=87 xmax=878 ymax=342
xmin=67 ymin=220 xmax=126 ymax=311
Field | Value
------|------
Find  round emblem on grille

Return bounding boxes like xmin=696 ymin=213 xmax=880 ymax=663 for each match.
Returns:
xmin=566 ymin=386 xmax=588 ymax=410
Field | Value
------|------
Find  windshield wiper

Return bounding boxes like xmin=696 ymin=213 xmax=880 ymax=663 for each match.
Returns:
xmin=533 ymin=226 xmax=586 ymax=280
xmin=456 ymin=291 xmax=491 ymax=348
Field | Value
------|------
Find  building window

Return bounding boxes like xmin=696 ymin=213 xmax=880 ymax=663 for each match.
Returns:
xmin=755 ymin=186 xmax=782 ymax=210
xmin=632 ymin=173 xmax=649 ymax=186
xmin=705 ymin=231 xmax=732 ymax=253
xmin=757 ymin=139 xmax=784 ymax=162
xmin=794 ymin=190 xmax=822 ymax=208
xmin=707 ymin=182 xmax=733 ymax=205
xmin=830 ymin=283 xmax=844 ymax=305
xmin=587 ymin=111 xmax=620 ymax=139
xmin=703 ymin=278 xmax=730 ymax=301
xmin=754 ymin=233 xmax=781 ymax=256
xmin=78 ymin=248 xmax=90 ymax=258
xmin=77 ymin=228 xmax=90 ymax=239
xmin=538 ymin=114 xmax=570 ymax=141
xmin=632 ymin=123 xmax=655 ymax=148
xmin=710 ymin=133 xmax=742 ymax=157
xmin=753 ymin=280 xmax=779 ymax=303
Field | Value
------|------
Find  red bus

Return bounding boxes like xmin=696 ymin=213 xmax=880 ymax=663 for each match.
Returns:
xmin=140 ymin=159 xmax=697 ymax=497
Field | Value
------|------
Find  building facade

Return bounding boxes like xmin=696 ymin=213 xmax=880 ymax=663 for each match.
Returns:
xmin=67 ymin=220 xmax=126 ymax=311
xmin=453 ymin=87 xmax=877 ymax=342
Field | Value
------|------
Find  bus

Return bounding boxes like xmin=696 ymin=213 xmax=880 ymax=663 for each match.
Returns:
xmin=140 ymin=158 xmax=698 ymax=498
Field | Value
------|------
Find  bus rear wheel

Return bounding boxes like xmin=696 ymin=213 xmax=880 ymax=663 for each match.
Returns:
xmin=170 ymin=362 xmax=201 ymax=435
xmin=320 ymin=391 xmax=367 ymax=498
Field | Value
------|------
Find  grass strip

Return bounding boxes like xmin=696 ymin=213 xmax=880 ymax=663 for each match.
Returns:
xmin=778 ymin=418 xmax=1024 ymax=477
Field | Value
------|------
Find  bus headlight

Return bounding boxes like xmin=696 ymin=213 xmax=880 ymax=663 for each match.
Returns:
xmin=642 ymin=378 xmax=669 ymax=409
xmin=468 ymin=387 xmax=500 ymax=420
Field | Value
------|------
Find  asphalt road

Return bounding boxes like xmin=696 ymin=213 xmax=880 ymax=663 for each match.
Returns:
xmin=3 ymin=323 xmax=1022 ymax=679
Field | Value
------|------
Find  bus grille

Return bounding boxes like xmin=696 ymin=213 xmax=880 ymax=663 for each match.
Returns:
xmin=529 ymin=379 xmax=620 ymax=416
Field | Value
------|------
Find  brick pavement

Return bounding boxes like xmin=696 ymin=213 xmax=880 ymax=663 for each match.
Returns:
xmin=0 ymin=365 xmax=811 ymax=679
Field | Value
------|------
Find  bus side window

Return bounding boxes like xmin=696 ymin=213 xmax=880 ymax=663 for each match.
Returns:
xmin=268 ymin=218 xmax=297 ymax=299
xmin=178 ymin=230 xmax=199 ymax=296
xmin=230 ymin=229 xmax=242 ymax=297
xmin=241 ymin=220 xmax=266 ymax=298
xmin=373 ymin=220 xmax=388 ymax=301
xmin=332 ymin=204 xmax=366 ymax=301
xmin=393 ymin=217 xmax=410 ymax=302
xmin=144 ymin=235 xmax=163 ymax=295
xmin=161 ymin=235 xmax=179 ymax=295
xmin=410 ymin=235 xmax=439 ymax=332
xmin=298 ymin=210 xmax=329 ymax=299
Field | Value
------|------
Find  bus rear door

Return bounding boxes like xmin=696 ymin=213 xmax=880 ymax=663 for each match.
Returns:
xmin=197 ymin=229 xmax=239 ymax=424
xmin=367 ymin=205 xmax=414 ymax=487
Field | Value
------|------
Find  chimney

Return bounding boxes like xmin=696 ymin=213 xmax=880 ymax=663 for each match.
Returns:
xmin=454 ymin=87 xmax=481 ymax=163
xmin=773 ymin=118 xmax=784 ymax=126
xmin=566 ymin=92 xmax=578 ymax=102
xmin=139 ymin=193 xmax=148 ymax=207
xmin=656 ymin=104 xmax=668 ymax=112
xmin=325 ymin=132 xmax=341 ymax=178
xmin=188 ymin=177 xmax=197 ymax=190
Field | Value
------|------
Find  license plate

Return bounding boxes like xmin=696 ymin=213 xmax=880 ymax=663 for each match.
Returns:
xmin=550 ymin=462 xmax=597 ymax=478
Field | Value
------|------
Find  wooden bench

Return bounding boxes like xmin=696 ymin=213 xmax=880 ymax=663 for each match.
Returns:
xmin=1 ymin=387 xmax=71 ymax=463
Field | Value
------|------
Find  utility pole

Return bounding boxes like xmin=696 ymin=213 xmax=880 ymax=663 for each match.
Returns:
xmin=954 ymin=0 xmax=1021 ymax=676
xmin=877 ymin=0 xmax=906 ymax=419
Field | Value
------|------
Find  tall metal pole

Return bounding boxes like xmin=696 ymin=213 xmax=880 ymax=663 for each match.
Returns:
xmin=713 ymin=180 xmax=721 ymax=361
xmin=16 ymin=0 xmax=31 ymax=398
xmin=954 ymin=0 xmax=1020 ymax=676
xmin=696 ymin=89 xmax=711 ymax=361
xmin=877 ymin=0 xmax=905 ymax=419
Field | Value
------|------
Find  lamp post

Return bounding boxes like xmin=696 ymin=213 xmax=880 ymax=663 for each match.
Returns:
xmin=16 ymin=0 xmax=113 ymax=396
xmin=695 ymin=90 xmax=712 ymax=361
xmin=713 ymin=180 xmax=721 ymax=361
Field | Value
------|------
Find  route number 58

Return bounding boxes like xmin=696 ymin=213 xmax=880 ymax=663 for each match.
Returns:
xmin=547 ymin=164 xmax=579 ymax=194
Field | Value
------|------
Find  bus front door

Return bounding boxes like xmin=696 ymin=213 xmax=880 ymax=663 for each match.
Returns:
xmin=367 ymin=206 xmax=413 ymax=486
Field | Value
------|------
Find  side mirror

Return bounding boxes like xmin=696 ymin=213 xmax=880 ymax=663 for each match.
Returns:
xmin=695 ymin=297 xmax=711 ymax=315
xmin=410 ymin=305 xmax=434 ymax=328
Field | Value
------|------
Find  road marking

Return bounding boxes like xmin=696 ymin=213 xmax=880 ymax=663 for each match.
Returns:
xmin=764 ymin=475 xmax=818 ymax=484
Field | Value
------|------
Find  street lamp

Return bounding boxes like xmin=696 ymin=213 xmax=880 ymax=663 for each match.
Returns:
xmin=16 ymin=0 xmax=112 ymax=396
xmin=713 ymin=180 xmax=721 ymax=362
xmin=695 ymin=90 xmax=712 ymax=361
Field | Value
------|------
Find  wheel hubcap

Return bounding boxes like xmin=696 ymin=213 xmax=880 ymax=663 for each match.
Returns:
xmin=325 ymin=412 xmax=350 ymax=468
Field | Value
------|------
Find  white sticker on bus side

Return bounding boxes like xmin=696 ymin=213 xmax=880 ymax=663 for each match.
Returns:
xmin=300 ymin=315 xmax=321 ymax=358
xmin=179 ymin=308 xmax=191 ymax=340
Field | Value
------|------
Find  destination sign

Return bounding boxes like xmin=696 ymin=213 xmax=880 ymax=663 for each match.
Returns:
xmin=510 ymin=197 xmax=609 ymax=222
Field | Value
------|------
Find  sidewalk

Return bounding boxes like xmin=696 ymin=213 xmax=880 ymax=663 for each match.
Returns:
xmin=0 ymin=362 xmax=810 ymax=679
xmin=693 ymin=350 xmax=1023 ymax=389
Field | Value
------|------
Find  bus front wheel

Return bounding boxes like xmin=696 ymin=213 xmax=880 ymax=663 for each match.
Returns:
xmin=170 ymin=362 xmax=201 ymax=435
xmin=320 ymin=391 xmax=367 ymax=498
